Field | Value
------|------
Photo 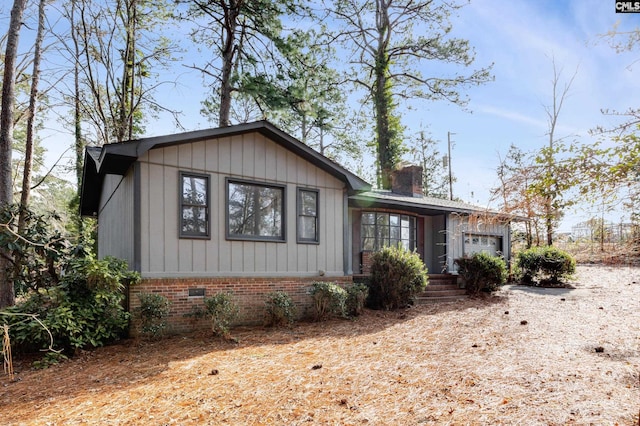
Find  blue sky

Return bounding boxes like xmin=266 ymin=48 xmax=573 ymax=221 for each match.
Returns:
xmin=3 ymin=0 xmax=640 ymax=231
xmin=397 ymin=0 xmax=640 ymax=230
xmin=148 ymin=0 xmax=640 ymax=230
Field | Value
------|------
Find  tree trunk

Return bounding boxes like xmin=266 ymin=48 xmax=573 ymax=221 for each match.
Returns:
xmin=0 ymin=0 xmax=28 ymax=309
xmin=71 ymin=0 xmax=84 ymax=194
xmin=373 ymin=0 xmax=392 ymax=189
xmin=18 ymin=0 xmax=47 ymax=234
xmin=219 ymin=4 xmax=240 ymax=127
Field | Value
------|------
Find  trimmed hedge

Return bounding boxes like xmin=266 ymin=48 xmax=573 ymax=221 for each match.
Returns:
xmin=264 ymin=291 xmax=297 ymax=327
xmin=311 ymin=282 xmax=348 ymax=321
xmin=516 ymin=246 xmax=576 ymax=285
xmin=368 ymin=245 xmax=428 ymax=310
xmin=203 ymin=292 xmax=239 ymax=338
xmin=135 ymin=293 xmax=171 ymax=339
xmin=455 ymin=252 xmax=507 ymax=296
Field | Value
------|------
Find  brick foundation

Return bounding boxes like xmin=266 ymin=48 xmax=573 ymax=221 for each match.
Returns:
xmin=129 ymin=276 xmax=353 ymax=335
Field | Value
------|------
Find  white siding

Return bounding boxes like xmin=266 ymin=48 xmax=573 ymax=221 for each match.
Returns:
xmin=138 ymin=132 xmax=347 ymax=278
xmin=97 ymin=173 xmax=135 ymax=269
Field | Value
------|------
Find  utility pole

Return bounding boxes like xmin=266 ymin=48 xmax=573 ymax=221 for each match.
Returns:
xmin=447 ymin=131 xmax=455 ymax=200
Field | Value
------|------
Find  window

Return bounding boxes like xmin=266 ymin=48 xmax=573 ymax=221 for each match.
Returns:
xmin=227 ymin=178 xmax=285 ymax=241
xmin=180 ymin=172 xmax=209 ymax=238
xmin=297 ymin=188 xmax=319 ymax=243
xmin=361 ymin=212 xmax=416 ymax=251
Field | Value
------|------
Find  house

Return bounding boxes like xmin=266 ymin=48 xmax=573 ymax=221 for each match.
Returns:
xmin=79 ymin=121 xmax=512 ymax=332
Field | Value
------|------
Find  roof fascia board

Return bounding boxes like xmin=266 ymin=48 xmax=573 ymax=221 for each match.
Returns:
xmin=94 ymin=120 xmax=371 ymax=192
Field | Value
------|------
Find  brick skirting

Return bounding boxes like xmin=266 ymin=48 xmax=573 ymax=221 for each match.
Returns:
xmin=129 ymin=276 xmax=353 ymax=335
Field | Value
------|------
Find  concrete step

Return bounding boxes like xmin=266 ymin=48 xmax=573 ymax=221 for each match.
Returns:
xmin=418 ymin=275 xmax=467 ymax=303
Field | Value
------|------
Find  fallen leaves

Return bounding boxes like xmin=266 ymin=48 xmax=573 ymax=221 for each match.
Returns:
xmin=0 ymin=266 xmax=638 ymax=425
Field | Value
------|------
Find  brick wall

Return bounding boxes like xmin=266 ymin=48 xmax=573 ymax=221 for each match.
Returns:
xmin=361 ymin=251 xmax=374 ymax=275
xmin=129 ymin=276 xmax=353 ymax=335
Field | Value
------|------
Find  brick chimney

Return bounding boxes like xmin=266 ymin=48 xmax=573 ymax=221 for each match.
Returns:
xmin=390 ymin=165 xmax=423 ymax=197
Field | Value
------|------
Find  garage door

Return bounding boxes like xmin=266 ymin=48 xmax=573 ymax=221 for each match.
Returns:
xmin=464 ymin=234 xmax=501 ymax=257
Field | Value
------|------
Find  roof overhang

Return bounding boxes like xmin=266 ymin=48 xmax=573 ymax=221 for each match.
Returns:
xmin=79 ymin=120 xmax=371 ymax=217
xmin=349 ymin=191 xmax=519 ymax=220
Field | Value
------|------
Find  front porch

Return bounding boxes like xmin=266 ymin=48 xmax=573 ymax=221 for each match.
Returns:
xmin=415 ymin=273 xmax=467 ymax=304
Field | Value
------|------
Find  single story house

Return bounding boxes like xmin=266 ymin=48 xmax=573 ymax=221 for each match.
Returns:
xmin=79 ymin=120 xmax=512 ymax=332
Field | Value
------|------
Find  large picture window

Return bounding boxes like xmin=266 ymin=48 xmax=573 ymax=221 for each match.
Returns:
xmin=180 ymin=172 xmax=209 ymax=238
xmin=227 ymin=179 xmax=285 ymax=241
xmin=361 ymin=212 xmax=416 ymax=251
xmin=297 ymin=188 xmax=319 ymax=243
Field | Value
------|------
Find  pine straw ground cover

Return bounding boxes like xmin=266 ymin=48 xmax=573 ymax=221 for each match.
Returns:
xmin=1 ymin=266 xmax=639 ymax=425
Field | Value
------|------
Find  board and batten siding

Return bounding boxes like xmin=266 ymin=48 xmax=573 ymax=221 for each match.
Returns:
xmin=446 ymin=213 xmax=511 ymax=271
xmin=137 ymin=132 xmax=347 ymax=278
xmin=97 ymin=173 xmax=135 ymax=269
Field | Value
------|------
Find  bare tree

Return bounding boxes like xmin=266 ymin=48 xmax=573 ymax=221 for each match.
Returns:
xmin=18 ymin=0 xmax=47 ymax=234
xmin=535 ymin=58 xmax=578 ymax=246
xmin=492 ymin=144 xmax=545 ymax=248
xmin=329 ymin=0 xmax=492 ymax=189
xmin=57 ymin=0 xmax=181 ymax=146
xmin=0 ymin=0 xmax=28 ymax=308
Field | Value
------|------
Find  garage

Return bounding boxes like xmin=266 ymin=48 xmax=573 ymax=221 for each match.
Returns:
xmin=464 ymin=233 xmax=502 ymax=257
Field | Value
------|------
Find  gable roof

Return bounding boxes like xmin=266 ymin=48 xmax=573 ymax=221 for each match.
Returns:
xmin=79 ymin=120 xmax=371 ymax=216
xmin=349 ymin=190 xmax=511 ymax=218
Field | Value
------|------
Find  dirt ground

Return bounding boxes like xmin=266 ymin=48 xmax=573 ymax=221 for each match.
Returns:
xmin=1 ymin=265 xmax=639 ymax=425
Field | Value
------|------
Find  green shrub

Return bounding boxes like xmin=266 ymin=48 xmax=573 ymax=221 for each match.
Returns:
xmin=455 ymin=252 xmax=507 ymax=296
xmin=135 ymin=293 xmax=171 ymax=338
xmin=515 ymin=248 xmax=540 ymax=284
xmin=203 ymin=292 xmax=239 ymax=338
xmin=516 ymin=246 xmax=576 ymax=285
xmin=310 ymin=282 xmax=348 ymax=321
xmin=2 ymin=255 xmax=138 ymax=355
xmin=345 ymin=283 xmax=369 ymax=317
xmin=264 ymin=291 xmax=297 ymax=327
xmin=368 ymin=245 xmax=428 ymax=310
xmin=0 ymin=204 xmax=69 ymax=295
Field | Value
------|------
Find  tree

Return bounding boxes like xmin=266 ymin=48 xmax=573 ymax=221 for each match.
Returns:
xmin=530 ymin=59 xmax=578 ymax=246
xmin=265 ymin=30 xmax=363 ymax=164
xmin=18 ymin=0 xmax=47 ymax=234
xmin=330 ymin=0 xmax=492 ymax=189
xmin=596 ymin=25 xmax=640 ymax=135
xmin=58 ymin=0 xmax=181 ymax=146
xmin=182 ymin=0 xmax=306 ymax=127
xmin=0 ymin=0 xmax=29 ymax=309
xmin=492 ymin=144 xmax=545 ymax=248
xmin=409 ymin=131 xmax=450 ymax=199
xmin=591 ymin=26 xmax=640 ymax=247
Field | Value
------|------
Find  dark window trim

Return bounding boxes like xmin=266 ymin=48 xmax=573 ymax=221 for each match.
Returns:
xmin=179 ymin=171 xmax=210 ymax=239
xmin=225 ymin=177 xmax=287 ymax=242
xmin=360 ymin=211 xmax=417 ymax=252
xmin=297 ymin=187 xmax=320 ymax=244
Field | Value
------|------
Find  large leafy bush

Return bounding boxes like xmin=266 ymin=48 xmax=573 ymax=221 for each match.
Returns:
xmin=368 ymin=245 xmax=428 ymax=310
xmin=3 ymin=254 xmax=139 ymax=354
xmin=454 ymin=252 xmax=507 ymax=296
xmin=0 ymin=205 xmax=139 ymax=357
xmin=516 ymin=246 xmax=576 ymax=285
